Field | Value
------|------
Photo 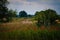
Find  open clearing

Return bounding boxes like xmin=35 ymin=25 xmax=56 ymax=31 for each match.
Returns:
xmin=0 ymin=18 xmax=38 ymax=32
xmin=0 ymin=18 xmax=60 ymax=32
xmin=0 ymin=18 xmax=60 ymax=40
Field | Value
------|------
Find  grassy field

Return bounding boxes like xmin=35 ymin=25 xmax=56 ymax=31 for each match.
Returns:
xmin=0 ymin=18 xmax=60 ymax=40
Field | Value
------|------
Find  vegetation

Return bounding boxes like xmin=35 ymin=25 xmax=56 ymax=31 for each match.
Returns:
xmin=0 ymin=0 xmax=9 ymax=22
xmin=0 ymin=0 xmax=60 ymax=40
xmin=0 ymin=18 xmax=60 ymax=40
xmin=8 ymin=9 xmax=17 ymax=21
xmin=35 ymin=9 xmax=58 ymax=27
xmin=19 ymin=11 xmax=28 ymax=18
xmin=0 ymin=29 xmax=60 ymax=40
xmin=8 ymin=9 xmax=17 ymax=17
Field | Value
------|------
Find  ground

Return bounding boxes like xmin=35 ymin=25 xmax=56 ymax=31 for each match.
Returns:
xmin=0 ymin=18 xmax=60 ymax=40
xmin=0 ymin=18 xmax=60 ymax=32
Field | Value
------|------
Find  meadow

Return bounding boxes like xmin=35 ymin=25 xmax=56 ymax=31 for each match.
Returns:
xmin=0 ymin=18 xmax=60 ymax=40
xmin=0 ymin=0 xmax=60 ymax=40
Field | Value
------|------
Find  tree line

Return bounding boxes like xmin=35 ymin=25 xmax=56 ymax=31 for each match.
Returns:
xmin=0 ymin=0 xmax=60 ymax=27
xmin=0 ymin=0 xmax=33 ymax=23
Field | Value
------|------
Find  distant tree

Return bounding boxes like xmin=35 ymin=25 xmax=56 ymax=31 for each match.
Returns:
xmin=19 ymin=11 xmax=27 ymax=18
xmin=0 ymin=0 xmax=9 ymax=22
xmin=27 ymin=14 xmax=33 ymax=18
xmin=35 ymin=9 xmax=58 ymax=27
xmin=8 ymin=9 xmax=17 ymax=21
xmin=8 ymin=9 xmax=17 ymax=17
xmin=56 ymin=15 xmax=60 ymax=20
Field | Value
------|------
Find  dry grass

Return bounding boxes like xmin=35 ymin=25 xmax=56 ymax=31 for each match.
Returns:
xmin=0 ymin=18 xmax=38 ymax=32
xmin=0 ymin=18 xmax=60 ymax=32
xmin=0 ymin=18 xmax=60 ymax=40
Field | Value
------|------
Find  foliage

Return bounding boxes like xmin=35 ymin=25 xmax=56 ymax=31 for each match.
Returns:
xmin=6 ymin=9 xmax=17 ymax=22
xmin=35 ymin=9 xmax=58 ymax=27
xmin=8 ymin=9 xmax=17 ymax=17
xmin=0 ymin=0 xmax=9 ymax=22
xmin=57 ymin=15 xmax=60 ymax=20
xmin=19 ymin=11 xmax=27 ymax=18
xmin=0 ymin=0 xmax=17 ymax=23
xmin=45 ymin=9 xmax=58 ymax=25
xmin=27 ymin=14 xmax=34 ymax=18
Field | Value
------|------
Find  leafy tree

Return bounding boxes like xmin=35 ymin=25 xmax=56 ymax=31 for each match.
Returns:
xmin=19 ymin=11 xmax=27 ymax=18
xmin=35 ymin=9 xmax=58 ymax=27
xmin=8 ymin=9 xmax=17 ymax=21
xmin=0 ymin=0 xmax=9 ymax=22
xmin=45 ymin=9 xmax=58 ymax=25
xmin=35 ymin=11 xmax=46 ymax=27
xmin=8 ymin=9 xmax=17 ymax=17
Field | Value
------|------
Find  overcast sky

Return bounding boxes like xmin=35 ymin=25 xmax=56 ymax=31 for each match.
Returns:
xmin=7 ymin=0 xmax=60 ymax=15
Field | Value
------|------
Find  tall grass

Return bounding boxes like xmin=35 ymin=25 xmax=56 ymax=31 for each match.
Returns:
xmin=0 ymin=18 xmax=60 ymax=40
xmin=0 ymin=30 xmax=60 ymax=40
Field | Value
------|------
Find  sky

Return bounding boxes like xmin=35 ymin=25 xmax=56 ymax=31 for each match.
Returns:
xmin=7 ymin=0 xmax=60 ymax=15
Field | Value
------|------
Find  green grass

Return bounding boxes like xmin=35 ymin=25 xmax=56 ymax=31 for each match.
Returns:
xmin=0 ymin=30 xmax=60 ymax=40
xmin=0 ymin=18 xmax=60 ymax=40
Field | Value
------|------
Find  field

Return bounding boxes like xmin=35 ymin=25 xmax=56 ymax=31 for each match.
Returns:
xmin=0 ymin=18 xmax=60 ymax=40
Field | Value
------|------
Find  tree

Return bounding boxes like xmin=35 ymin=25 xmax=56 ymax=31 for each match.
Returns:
xmin=8 ymin=9 xmax=17 ymax=17
xmin=45 ymin=9 xmax=58 ymax=25
xmin=27 ymin=14 xmax=33 ymax=18
xmin=19 ymin=11 xmax=27 ymax=18
xmin=57 ymin=15 xmax=60 ymax=20
xmin=8 ymin=9 xmax=17 ymax=21
xmin=35 ymin=11 xmax=46 ymax=27
xmin=35 ymin=9 xmax=58 ymax=27
xmin=0 ymin=0 xmax=9 ymax=22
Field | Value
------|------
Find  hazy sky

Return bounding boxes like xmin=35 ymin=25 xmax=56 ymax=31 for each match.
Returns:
xmin=8 ymin=0 xmax=60 ymax=15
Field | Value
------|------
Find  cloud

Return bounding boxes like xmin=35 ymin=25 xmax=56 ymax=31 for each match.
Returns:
xmin=7 ymin=0 xmax=60 ymax=15
xmin=8 ymin=0 xmax=53 ymax=9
